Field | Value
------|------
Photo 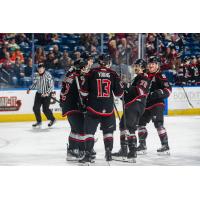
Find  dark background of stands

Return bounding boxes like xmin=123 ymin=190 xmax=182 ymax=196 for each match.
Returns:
xmin=0 ymin=33 xmax=200 ymax=89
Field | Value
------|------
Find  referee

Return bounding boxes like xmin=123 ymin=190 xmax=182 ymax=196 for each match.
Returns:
xmin=27 ymin=63 xmax=56 ymax=127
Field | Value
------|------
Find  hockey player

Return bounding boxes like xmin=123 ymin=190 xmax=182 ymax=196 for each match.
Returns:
xmin=60 ymin=59 xmax=88 ymax=161
xmin=112 ymin=59 xmax=151 ymax=162
xmin=137 ymin=56 xmax=172 ymax=155
xmin=189 ymin=55 xmax=200 ymax=85
xmin=79 ymin=54 xmax=124 ymax=164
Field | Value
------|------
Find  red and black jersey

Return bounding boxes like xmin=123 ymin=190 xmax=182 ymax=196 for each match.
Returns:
xmin=183 ymin=64 xmax=191 ymax=79
xmin=60 ymin=69 xmax=82 ymax=117
xmin=189 ymin=63 xmax=199 ymax=78
xmin=80 ymin=66 xmax=124 ymax=116
xmin=124 ymin=73 xmax=151 ymax=108
xmin=146 ymin=72 xmax=172 ymax=109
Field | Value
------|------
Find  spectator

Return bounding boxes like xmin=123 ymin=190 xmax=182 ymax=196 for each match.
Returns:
xmin=15 ymin=34 xmax=30 ymax=46
xmin=146 ymin=34 xmax=157 ymax=57
xmin=11 ymin=57 xmax=24 ymax=87
xmin=24 ymin=58 xmax=33 ymax=77
xmin=73 ymin=51 xmax=81 ymax=61
xmin=45 ymin=51 xmax=58 ymax=72
xmin=170 ymin=34 xmax=184 ymax=57
xmin=108 ymin=39 xmax=117 ymax=64
xmin=10 ymin=49 xmax=24 ymax=63
xmin=35 ymin=47 xmax=46 ymax=64
xmin=8 ymin=37 xmax=20 ymax=51
xmin=59 ymin=50 xmax=71 ymax=71
xmin=21 ymin=58 xmax=33 ymax=87
xmin=0 ymin=46 xmax=8 ymax=60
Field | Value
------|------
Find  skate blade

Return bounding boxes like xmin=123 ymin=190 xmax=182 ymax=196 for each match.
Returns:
xmin=157 ymin=151 xmax=170 ymax=156
xmin=66 ymin=157 xmax=78 ymax=162
xmin=32 ymin=126 xmax=41 ymax=129
xmin=137 ymin=150 xmax=147 ymax=155
xmin=79 ymin=161 xmax=95 ymax=166
xmin=112 ymin=156 xmax=127 ymax=162
xmin=127 ymin=158 xmax=136 ymax=163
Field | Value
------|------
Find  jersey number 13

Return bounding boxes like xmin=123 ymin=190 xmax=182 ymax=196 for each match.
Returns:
xmin=97 ymin=79 xmax=111 ymax=97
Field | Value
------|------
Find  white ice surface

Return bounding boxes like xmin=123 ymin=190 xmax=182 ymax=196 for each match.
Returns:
xmin=0 ymin=116 xmax=200 ymax=166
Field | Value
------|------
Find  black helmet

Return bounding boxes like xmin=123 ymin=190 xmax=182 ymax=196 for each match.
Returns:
xmin=81 ymin=52 xmax=93 ymax=60
xmin=196 ymin=54 xmax=200 ymax=59
xmin=183 ymin=56 xmax=190 ymax=62
xmin=148 ymin=56 xmax=160 ymax=64
xmin=99 ymin=54 xmax=111 ymax=66
xmin=134 ymin=59 xmax=147 ymax=69
xmin=191 ymin=55 xmax=196 ymax=60
xmin=74 ymin=59 xmax=87 ymax=71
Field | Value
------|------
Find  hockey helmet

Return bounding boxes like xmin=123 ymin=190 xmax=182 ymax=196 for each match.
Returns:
xmin=134 ymin=59 xmax=147 ymax=69
xmin=74 ymin=59 xmax=87 ymax=71
xmin=148 ymin=56 xmax=160 ymax=64
xmin=190 ymin=55 xmax=196 ymax=60
xmin=81 ymin=52 xmax=93 ymax=60
xmin=183 ymin=56 xmax=190 ymax=63
xmin=99 ymin=54 xmax=111 ymax=66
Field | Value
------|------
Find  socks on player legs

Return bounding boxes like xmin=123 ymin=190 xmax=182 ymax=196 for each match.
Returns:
xmin=138 ymin=126 xmax=148 ymax=145
xmin=103 ymin=133 xmax=113 ymax=151
xmin=157 ymin=126 xmax=169 ymax=146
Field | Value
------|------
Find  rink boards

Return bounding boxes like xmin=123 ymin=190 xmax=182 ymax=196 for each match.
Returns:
xmin=0 ymin=87 xmax=200 ymax=122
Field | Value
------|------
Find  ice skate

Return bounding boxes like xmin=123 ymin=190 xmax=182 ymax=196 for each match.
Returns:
xmin=127 ymin=148 xmax=137 ymax=163
xmin=91 ymin=148 xmax=96 ymax=159
xmin=48 ymin=119 xmax=56 ymax=127
xmin=66 ymin=148 xmax=80 ymax=161
xmin=79 ymin=151 xmax=95 ymax=165
xmin=112 ymin=145 xmax=128 ymax=161
xmin=32 ymin=122 xmax=42 ymax=128
xmin=105 ymin=148 xmax=112 ymax=162
xmin=157 ymin=145 xmax=170 ymax=155
xmin=136 ymin=143 xmax=147 ymax=155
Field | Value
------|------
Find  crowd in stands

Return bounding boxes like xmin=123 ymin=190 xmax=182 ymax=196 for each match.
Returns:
xmin=145 ymin=33 xmax=200 ymax=86
xmin=0 ymin=33 xmax=200 ymax=89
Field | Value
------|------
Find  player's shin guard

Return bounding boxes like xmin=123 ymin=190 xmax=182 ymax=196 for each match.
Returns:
xmin=68 ymin=132 xmax=79 ymax=150
xmin=79 ymin=134 xmax=95 ymax=164
xmin=137 ymin=126 xmax=148 ymax=154
xmin=127 ymin=131 xmax=137 ymax=150
xmin=120 ymin=130 xmax=128 ymax=146
xmin=137 ymin=126 xmax=148 ymax=145
xmin=127 ymin=131 xmax=137 ymax=163
xmin=78 ymin=133 xmax=86 ymax=151
xmin=112 ymin=130 xmax=128 ymax=160
xmin=84 ymin=134 xmax=95 ymax=153
xmin=157 ymin=126 xmax=169 ymax=146
xmin=157 ymin=126 xmax=170 ymax=154
xmin=103 ymin=133 xmax=113 ymax=151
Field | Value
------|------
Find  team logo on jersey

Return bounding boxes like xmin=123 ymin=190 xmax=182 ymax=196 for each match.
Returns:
xmin=0 ymin=96 xmax=22 ymax=111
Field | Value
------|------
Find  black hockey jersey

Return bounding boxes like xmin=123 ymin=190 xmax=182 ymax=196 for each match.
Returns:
xmin=60 ymin=69 xmax=82 ymax=117
xmin=124 ymin=73 xmax=151 ymax=108
xmin=80 ymin=66 xmax=124 ymax=116
xmin=146 ymin=72 xmax=172 ymax=110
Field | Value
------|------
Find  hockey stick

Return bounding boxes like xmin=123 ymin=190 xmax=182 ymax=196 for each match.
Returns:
xmin=50 ymin=95 xmax=60 ymax=104
xmin=119 ymin=64 xmax=127 ymax=130
xmin=113 ymin=101 xmax=121 ymax=120
xmin=75 ymin=75 xmax=84 ymax=107
xmin=181 ymin=86 xmax=194 ymax=108
xmin=176 ymin=75 xmax=194 ymax=108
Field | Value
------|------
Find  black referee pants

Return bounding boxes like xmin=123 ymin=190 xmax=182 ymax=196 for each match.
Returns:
xmin=33 ymin=92 xmax=55 ymax=123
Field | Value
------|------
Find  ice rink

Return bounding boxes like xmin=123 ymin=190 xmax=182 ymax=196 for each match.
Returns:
xmin=0 ymin=116 xmax=200 ymax=166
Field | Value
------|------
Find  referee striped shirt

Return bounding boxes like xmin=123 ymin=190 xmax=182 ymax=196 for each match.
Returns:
xmin=29 ymin=71 xmax=54 ymax=94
